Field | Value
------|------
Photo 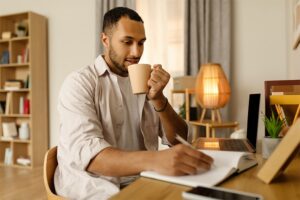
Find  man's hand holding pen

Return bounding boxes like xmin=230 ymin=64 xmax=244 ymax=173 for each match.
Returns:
xmin=151 ymin=135 xmax=214 ymax=176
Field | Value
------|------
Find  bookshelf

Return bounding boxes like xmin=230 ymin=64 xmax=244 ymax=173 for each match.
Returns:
xmin=0 ymin=12 xmax=48 ymax=168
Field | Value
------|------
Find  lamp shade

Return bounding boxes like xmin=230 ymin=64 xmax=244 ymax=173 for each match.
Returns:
xmin=195 ymin=63 xmax=231 ymax=109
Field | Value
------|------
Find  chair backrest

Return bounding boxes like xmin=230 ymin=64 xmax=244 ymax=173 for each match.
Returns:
xmin=43 ymin=146 xmax=66 ymax=200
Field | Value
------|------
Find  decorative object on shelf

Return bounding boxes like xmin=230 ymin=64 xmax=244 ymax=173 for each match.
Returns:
xmin=195 ymin=63 xmax=231 ymax=122
xmin=16 ymin=157 xmax=31 ymax=166
xmin=14 ymin=20 xmax=28 ymax=37
xmin=0 ymin=50 xmax=9 ymax=64
xmin=18 ymin=122 xmax=30 ymax=140
xmin=1 ymin=31 xmax=12 ymax=39
xmin=262 ymin=111 xmax=283 ymax=159
xmin=17 ymin=54 xmax=22 ymax=64
xmin=4 ymin=148 xmax=13 ymax=165
xmin=2 ymin=122 xmax=18 ymax=139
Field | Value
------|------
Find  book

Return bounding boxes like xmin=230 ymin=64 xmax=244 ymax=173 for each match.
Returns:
xmin=24 ymin=98 xmax=30 ymax=114
xmin=2 ymin=122 xmax=18 ymax=138
xmin=141 ymin=150 xmax=257 ymax=187
xmin=5 ymin=92 xmax=13 ymax=114
xmin=4 ymin=80 xmax=23 ymax=90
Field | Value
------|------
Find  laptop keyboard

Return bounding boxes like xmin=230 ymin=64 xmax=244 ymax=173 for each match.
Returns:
xmin=220 ymin=140 xmax=249 ymax=152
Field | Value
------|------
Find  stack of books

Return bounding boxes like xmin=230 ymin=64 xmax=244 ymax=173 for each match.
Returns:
xmin=4 ymin=80 xmax=23 ymax=90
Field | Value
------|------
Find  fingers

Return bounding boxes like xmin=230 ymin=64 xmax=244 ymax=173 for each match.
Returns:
xmin=173 ymin=144 xmax=214 ymax=175
xmin=147 ymin=65 xmax=170 ymax=100
xmin=150 ymin=65 xmax=170 ymax=83
xmin=180 ymin=152 xmax=212 ymax=172
xmin=148 ymin=65 xmax=170 ymax=85
xmin=184 ymin=146 xmax=214 ymax=166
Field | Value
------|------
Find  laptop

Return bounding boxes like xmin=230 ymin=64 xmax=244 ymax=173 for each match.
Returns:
xmin=195 ymin=94 xmax=261 ymax=153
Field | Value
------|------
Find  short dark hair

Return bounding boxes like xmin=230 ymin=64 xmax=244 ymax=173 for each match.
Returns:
xmin=102 ymin=7 xmax=143 ymax=34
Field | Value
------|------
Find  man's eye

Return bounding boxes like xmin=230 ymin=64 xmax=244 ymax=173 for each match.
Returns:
xmin=123 ymin=41 xmax=132 ymax=45
xmin=138 ymin=42 xmax=144 ymax=46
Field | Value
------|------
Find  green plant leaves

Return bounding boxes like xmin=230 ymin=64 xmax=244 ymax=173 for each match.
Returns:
xmin=262 ymin=111 xmax=283 ymax=138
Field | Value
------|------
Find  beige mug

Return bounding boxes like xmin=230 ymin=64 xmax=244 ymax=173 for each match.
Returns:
xmin=128 ymin=64 xmax=151 ymax=94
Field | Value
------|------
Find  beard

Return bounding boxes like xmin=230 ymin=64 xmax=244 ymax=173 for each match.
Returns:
xmin=108 ymin=45 xmax=128 ymax=75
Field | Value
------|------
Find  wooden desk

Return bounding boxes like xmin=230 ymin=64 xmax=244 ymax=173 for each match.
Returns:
xmin=110 ymin=154 xmax=300 ymax=200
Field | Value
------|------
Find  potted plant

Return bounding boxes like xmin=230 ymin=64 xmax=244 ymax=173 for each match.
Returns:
xmin=262 ymin=111 xmax=283 ymax=159
xmin=15 ymin=20 xmax=28 ymax=37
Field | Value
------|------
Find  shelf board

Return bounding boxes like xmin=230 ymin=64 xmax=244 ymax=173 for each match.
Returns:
xmin=11 ymin=36 xmax=29 ymax=41
xmin=0 ymin=63 xmax=30 ymax=68
xmin=0 ymin=88 xmax=30 ymax=92
xmin=0 ymin=36 xmax=29 ymax=43
xmin=0 ymin=162 xmax=12 ymax=167
xmin=0 ymin=39 xmax=9 ymax=43
xmin=0 ymin=162 xmax=31 ymax=168
xmin=0 ymin=138 xmax=30 ymax=143
xmin=12 ymin=164 xmax=31 ymax=169
xmin=0 ymin=114 xmax=30 ymax=118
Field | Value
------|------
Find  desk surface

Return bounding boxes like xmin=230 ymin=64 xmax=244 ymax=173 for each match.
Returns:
xmin=110 ymin=154 xmax=300 ymax=200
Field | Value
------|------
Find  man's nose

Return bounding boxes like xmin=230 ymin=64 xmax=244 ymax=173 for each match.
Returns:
xmin=130 ymin=43 xmax=143 ymax=57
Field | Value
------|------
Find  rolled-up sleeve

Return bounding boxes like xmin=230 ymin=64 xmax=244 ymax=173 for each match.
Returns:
xmin=58 ymin=72 xmax=111 ymax=170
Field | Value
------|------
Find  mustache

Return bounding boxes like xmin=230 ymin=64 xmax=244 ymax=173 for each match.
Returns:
xmin=125 ymin=57 xmax=140 ymax=61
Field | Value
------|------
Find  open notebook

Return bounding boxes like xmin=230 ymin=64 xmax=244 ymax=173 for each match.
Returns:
xmin=141 ymin=150 xmax=257 ymax=187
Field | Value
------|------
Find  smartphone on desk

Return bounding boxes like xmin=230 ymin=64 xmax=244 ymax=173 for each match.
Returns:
xmin=182 ymin=186 xmax=263 ymax=200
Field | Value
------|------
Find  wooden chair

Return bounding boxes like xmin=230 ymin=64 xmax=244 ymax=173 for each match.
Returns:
xmin=43 ymin=146 xmax=66 ymax=200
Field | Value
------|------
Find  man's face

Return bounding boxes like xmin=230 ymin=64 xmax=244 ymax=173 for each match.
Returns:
xmin=102 ymin=17 xmax=146 ymax=76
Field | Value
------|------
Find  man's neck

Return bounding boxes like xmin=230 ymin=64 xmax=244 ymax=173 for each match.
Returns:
xmin=102 ymin=54 xmax=128 ymax=77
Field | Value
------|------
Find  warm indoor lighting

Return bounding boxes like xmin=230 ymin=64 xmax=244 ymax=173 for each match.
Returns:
xmin=195 ymin=63 xmax=231 ymax=122
xmin=204 ymin=141 xmax=220 ymax=149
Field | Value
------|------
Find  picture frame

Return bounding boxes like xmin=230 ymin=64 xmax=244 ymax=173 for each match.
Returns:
xmin=293 ymin=0 xmax=300 ymax=49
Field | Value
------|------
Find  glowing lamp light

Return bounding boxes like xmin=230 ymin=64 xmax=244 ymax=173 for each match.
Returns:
xmin=195 ymin=63 xmax=231 ymax=122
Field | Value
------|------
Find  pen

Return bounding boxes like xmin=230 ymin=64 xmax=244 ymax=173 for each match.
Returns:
xmin=175 ymin=134 xmax=216 ymax=167
xmin=175 ymin=134 xmax=195 ymax=149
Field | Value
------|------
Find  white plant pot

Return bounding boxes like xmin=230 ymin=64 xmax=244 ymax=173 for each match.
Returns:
xmin=262 ymin=137 xmax=281 ymax=159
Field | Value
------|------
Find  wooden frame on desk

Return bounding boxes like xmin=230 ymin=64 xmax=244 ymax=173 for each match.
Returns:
xmin=257 ymin=119 xmax=300 ymax=184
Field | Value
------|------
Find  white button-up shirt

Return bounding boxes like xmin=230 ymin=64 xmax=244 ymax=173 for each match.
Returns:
xmin=54 ymin=55 xmax=169 ymax=200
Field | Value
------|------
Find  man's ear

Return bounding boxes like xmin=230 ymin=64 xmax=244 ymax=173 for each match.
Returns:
xmin=101 ymin=32 xmax=109 ymax=48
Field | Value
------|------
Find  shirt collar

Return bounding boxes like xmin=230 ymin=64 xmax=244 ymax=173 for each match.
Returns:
xmin=94 ymin=55 xmax=112 ymax=77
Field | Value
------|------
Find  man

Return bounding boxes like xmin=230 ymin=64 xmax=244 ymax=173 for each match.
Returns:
xmin=55 ymin=7 xmax=213 ymax=199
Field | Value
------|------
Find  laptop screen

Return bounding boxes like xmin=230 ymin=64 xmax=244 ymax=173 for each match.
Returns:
xmin=246 ymin=94 xmax=261 ymax=149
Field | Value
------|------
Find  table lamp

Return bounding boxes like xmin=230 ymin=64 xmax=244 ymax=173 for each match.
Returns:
xmin=195 ymin=63 xmax=231 ymax=122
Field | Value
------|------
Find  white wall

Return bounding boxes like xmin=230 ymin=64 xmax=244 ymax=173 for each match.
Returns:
xmin=0 ymin=0 xmax=97 ymax=147
xmin=231 ymin=0 xmax=288 ymax=139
